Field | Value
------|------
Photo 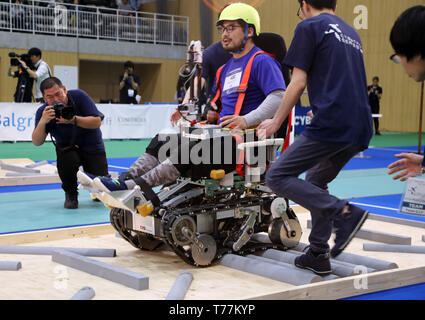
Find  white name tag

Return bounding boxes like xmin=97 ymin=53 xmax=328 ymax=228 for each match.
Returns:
xmin=222 ymin=68 xmax=242 ymax=94
xmin=128 ymin=89 xmax=135 ymax=97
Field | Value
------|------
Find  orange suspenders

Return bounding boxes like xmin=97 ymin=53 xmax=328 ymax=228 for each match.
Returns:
xmin=211 ymin=50 xmax=274 ymax=117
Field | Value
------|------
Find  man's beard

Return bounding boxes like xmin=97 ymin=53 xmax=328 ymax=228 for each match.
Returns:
xmin=222 ymin=38 xmax=242 ymax=53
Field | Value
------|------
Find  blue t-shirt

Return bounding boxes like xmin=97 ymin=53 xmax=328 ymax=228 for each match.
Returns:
xmin=35 ymin=90 xmax=105 ymax=153
xmin=284 ymin=13 xmax=373 ymax=148
xmin=214 ymin=46 xmax=286 ymax=120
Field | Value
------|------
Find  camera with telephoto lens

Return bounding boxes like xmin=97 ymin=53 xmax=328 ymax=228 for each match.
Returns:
xmin=53 ymin=100 xmax=75 ymax=120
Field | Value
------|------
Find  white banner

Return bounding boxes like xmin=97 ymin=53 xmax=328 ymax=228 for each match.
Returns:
xmin=0 ymin=103 xmax=178 ymax=141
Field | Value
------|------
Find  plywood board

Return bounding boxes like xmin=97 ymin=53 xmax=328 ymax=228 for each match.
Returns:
xmin=0 ymin=159 xmax=60 ymax=186
xmin=0 ymin=209 xmax=424 ymax=300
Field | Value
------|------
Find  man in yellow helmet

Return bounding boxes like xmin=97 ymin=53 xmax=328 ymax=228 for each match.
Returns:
xmin=87 ymin=3 xmax=286 ymax=197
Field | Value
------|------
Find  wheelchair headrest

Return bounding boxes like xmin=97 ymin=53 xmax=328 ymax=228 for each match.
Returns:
xmin=254 ymin=32 xmax=287 ymax=63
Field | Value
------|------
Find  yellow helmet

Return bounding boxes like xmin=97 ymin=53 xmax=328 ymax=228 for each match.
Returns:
xmin=217 ymin=2 xmax=261 ymax=36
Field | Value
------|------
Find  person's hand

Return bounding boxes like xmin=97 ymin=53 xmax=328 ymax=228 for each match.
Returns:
xmin=307 ymin=110 xmax=314 ymax=120
xmin=123 ymin=71 xmax=129 ymax=79
xmin=170 ymin=108 xmax=182 ymax=127
xmin=256 ymin=119 xmax=280 ymax=139
xmin=220 ymin=115 xmax=248 ymax=130
xmin=56 ymin=115 xmax=76 ymax=125
xmin=388 ymin=153 xmax=424 ymax=181
xmin=206 ymin=110 xmax=217 ymax=123
xmin=39 ymin=106 xmax=56 ymax=125
xmin=18 ymin=59 xmax=27 ymax=69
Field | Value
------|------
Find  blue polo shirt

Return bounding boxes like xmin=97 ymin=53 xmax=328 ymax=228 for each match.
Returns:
xmin=35 ymin=90 xmax=105 ymax=153
xmin=214 ymin=46 xmax=286 ymax=120
xmin=284 ymin=13 xmax=373 ymax=148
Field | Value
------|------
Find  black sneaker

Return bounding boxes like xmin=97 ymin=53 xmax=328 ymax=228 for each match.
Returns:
xmin=331 ymin=204 xmax=369 ymax=258
xmin=294 ymin=248 xmax=332 ymax=276
xmin=64 ymin=193 xmax=78 ymax=209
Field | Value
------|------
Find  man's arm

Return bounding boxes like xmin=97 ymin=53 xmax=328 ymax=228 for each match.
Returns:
xmin=257 ymin=67 xmax=307 ymax=138
xmin=219 ymin=90 xmax=285 ymax=129
xmin=69 ymin=115 xmax=102 ymax=129
xmin=32 ymin=106 xmax=55 ymax=146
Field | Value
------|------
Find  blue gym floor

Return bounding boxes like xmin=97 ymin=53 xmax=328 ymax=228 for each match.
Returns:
xmin=1 ymin=143 xmax=425 ymax=300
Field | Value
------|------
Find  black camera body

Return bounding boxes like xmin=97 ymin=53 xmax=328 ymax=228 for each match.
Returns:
xmin=9 ymin=52 xmax=34 ymax=70
xmin=53 ymin=101 xmax=75 ymax=120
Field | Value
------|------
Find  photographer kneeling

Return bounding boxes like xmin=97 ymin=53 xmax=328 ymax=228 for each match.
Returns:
xmin=32 ymin=77 xmax=108 ymax=209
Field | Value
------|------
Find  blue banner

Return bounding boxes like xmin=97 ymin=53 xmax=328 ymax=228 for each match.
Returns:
xmin=294 ymin=105 xmax=312 ymax=136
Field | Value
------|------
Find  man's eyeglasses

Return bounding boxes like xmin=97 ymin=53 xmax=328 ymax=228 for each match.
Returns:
xmin=297 ymin=7 xmax=303 ymax=20
xmin=390 ymin=53 xmax=402 ymax=64
xmin=217 ymin=24 xmax=242 ymax=34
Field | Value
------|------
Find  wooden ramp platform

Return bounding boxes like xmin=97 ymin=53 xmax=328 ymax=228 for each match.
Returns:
xmin=0 ymin=209 xmax=424 ymax=300
xmin=0 ymin=158 xmax=60 ymax=186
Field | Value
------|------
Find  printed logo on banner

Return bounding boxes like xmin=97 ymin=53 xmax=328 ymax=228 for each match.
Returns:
xmin=400 ymin=177 xmax=425 ymax=216
xmin=0 ymin=103 xmax=39 ymax=141
xmin=294 ymin=105 xmax=312 ymax=136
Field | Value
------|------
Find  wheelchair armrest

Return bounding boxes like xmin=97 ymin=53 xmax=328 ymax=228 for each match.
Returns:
xmin=237 ymin=138 xmax=284 ymax=150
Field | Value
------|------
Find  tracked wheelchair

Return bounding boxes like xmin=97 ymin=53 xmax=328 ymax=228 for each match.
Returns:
xmin=79 ymin=33 xmax=303 ymax=267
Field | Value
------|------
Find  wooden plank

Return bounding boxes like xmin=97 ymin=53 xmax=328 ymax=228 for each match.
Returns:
xmin=0 ymin=224 xmax=115 ymax=245
xmin=249 ymin=266 xmax=425 ymax=300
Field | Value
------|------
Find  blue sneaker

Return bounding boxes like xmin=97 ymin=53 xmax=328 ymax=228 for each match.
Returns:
xmin=94 ymin=177 xmax=128 ymax=193
xmin=331 ymin=204 xmax=369 ymax=258
xmin=294 ymin=248 xmax=332 ymax=276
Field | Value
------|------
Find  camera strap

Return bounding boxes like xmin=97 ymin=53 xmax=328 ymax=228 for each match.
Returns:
xmin=50 ymin=93 xmax=78 ymax=152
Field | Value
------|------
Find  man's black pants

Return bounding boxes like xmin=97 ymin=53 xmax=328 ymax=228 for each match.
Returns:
xmin=56 ymin=147 xmax=108 ymax=195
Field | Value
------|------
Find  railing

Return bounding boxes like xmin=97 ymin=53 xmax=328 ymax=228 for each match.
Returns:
xmin=0 ymin=0 xmax=188 ymax=45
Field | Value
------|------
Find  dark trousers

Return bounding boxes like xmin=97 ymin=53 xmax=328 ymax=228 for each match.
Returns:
xmin=146 ymin=133 xmax=239 ymax=180
xmin=56 ymin=147 xmax=108 ymax=195
xmin=370 ymin=103 xmax=380 ymax=133
xmin=266 ymin=135 xmax=363 ymax=254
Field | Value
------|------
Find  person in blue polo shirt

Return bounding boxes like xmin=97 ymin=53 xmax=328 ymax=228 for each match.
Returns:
xmin=88 ymin=3 xmax=286 ymax=193
xmin=32 ymin=77 xmax=108 ymax=209
xmin=387 ymin=5 xmax=425 ymax=181
xmin=258 ymin=0 xmax=373 ymax=275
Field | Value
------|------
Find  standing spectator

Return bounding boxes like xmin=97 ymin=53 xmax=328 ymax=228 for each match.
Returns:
xmin=117 ymin=0 xmax=134 ymax=15
xmin=258 ymin=0 xmax=373 ymax=274
xmin=11 ymin=0 xmax=25 ymax=29
xmin=119 ymin=61 xmax=141 ymax=104
xmin=367 ymin=76 xmax=383 ymax=135
xmin=388 ymin=5 xmax=425 ymax=181
xmin=18 ymin=47 xmax=52 ymax=103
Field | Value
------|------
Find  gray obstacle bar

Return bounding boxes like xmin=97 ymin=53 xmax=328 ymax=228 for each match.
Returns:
xmin=292 ymin=242 xmax=398 ymax=271
xmin=0 ymin=261 xmax=22 ymax=271
xmin=363 ymin=243 xmax=425 ymax=254
xmin=0 ymin=246 xmax=116 ymax=257
xmin=52 ymin=250 xmax=149 ymax=291
xmin=369 ymin=213 xmax=425 ymax=229
xmin=25 ymin=161 xmax=49 ymax=168
xmin=70 ymin=286 xmax=96 ymax=300
xmin=220 ymin=254 xmax=323 ymax=285
xmin=259 ymin=249 xmax=374 ymax=278
xmin=0 ymin=162 xmax=41 ymax=174
xmin=165 ymin=270 xmax=194 ymax=300
xmin=247 ymin=254 xmax=339 ymax=281
xmin=5 ymin=172 xmax=52 ymax=177
xmin=307 ymin=220 xmax=412 ymax=245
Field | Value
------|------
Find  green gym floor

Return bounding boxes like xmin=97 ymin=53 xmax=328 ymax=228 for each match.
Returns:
xmin=1 ymin=132 xmax=425 ymax=235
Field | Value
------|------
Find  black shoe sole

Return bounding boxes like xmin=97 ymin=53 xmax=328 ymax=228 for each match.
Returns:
xmin=295 ymin=263 xmax=332 ymax=276
xmin=331 ymin=211 xmax=369 ymax=258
